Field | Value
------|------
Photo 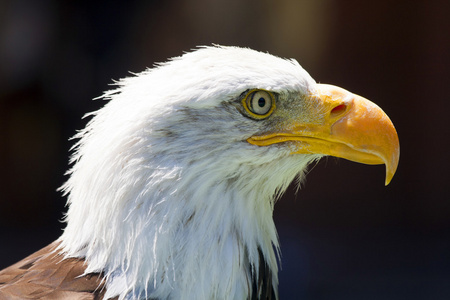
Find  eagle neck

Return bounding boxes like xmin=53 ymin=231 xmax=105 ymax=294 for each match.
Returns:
xmin=60 ymin=151 xmax=282 ymax=300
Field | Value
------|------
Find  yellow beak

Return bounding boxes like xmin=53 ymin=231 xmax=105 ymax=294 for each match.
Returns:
xmin=247 ymin=84 xmax=400 ymax=185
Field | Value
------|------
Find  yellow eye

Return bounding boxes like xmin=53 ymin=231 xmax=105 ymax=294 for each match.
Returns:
xmin=242 ymin=90 xmax=276 ymax=119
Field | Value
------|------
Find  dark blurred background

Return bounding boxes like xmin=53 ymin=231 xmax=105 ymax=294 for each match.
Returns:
xmin=1 ymin=0 xmax=449 ymax=299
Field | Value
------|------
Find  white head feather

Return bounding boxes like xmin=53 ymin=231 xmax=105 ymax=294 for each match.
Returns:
xmin=58 ymin=46 xmax=321 ymax=300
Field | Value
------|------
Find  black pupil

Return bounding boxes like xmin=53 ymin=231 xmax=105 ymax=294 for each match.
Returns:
xmin=258 ymin=97 xmax=266 ymax=108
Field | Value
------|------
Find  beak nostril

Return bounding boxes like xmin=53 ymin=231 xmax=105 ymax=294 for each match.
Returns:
xmin=330 ymin=104 xmax=347 ymax=118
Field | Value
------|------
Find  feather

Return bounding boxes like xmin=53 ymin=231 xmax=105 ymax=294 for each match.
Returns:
xmin=0 ymin=242 xmax=114 ymax=299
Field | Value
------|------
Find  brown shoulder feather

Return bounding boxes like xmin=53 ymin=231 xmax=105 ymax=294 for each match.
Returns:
xmin=0 ymin=242 xmax=116 ymax=300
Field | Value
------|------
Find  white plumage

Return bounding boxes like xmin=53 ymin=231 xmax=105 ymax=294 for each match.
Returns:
xmin=59 ymin=46 xmax=319 ymax=299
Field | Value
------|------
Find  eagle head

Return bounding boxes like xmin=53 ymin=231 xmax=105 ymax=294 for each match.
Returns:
xmin=58 ymin=46 xmax=399 ymax=299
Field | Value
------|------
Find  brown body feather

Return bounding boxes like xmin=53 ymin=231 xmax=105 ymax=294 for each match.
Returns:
xmin=0 ymin=242 xmax=115 ymax=300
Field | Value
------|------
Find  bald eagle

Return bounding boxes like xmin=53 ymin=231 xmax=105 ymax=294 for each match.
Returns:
xmin=0 ymin=46 xmax=399 ymax=300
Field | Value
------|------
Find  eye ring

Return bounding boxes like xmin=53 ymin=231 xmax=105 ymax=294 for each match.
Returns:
xmin=242 ymin=89 xmax=276 ymax=119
